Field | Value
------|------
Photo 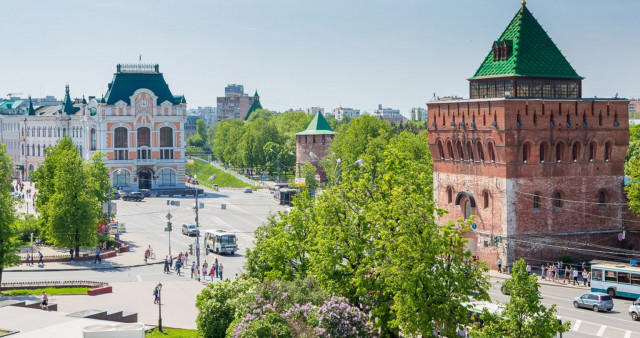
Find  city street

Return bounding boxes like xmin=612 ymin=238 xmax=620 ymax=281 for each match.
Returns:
xmin=489 ymin=276 xmax=640 ymax=338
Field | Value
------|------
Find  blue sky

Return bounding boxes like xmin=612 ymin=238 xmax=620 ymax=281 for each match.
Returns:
xmin=2 ymin=0 xmax=639 ymax=115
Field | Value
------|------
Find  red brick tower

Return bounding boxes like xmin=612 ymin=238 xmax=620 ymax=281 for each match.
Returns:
xmin=296 ymin=112 xmax=335 ymax=182
xmin=428 ymin=3 xmax=630 ymax=268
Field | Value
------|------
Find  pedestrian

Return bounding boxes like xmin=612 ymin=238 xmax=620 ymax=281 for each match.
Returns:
xmin=587 ymin=270 xmax=592 ymax=287
xmin=144 ymin=249 xmax=149 ymax=264
xmin=210 ymin=266 xmax=215 ymax=281
xmin=214 ymin=261 xmax=219 ymax=278
xmin=38 ymin=250 xmax=43 ymax=265
xmin=582 ymin=269 xmax=588 ymax=286
xmin=497 ymin=257 xmax=503 ymax=273
xmin=564 ymin=267 xmax=571 ymax=284
xmin=153 ymin=286 xmax=159 ymax=304
xmin=40 ymin=290 xmax=49 ymax=310
xmin=541 ymin=264 xmax=546 ymax=280
xmin=572 ymin=268 xmax=579 ymax=285
xmin=164 ymin=256 xmax=170 ymax=274
xmin=581 ymin=261 xmax=586 ymax=271
xmin=202 ymin=260 xmax=208 ymax=278
xmin=178 ymin=252 xmax=183 ymax=265
xmin=175 ymin=260 xmax=182 ymax=276
xmin=184 ymin=252 xmax=189 ymax=264
xmin=95 ymin=246 xmax=101 ymax=264
xmin=191 ymin=261 xmax=196 ymax=279
xmin=552 ymin=264 xmax=557 ymax=282
xmin=526 ymin=263 xmax=531 ymax=275
xmin=218 ymin=263 xmax=224 ymax=280
xmin=26 ymin=253 xmax=30 ymax=266
xmin=69 ymin=248 xmax=74 ymax=262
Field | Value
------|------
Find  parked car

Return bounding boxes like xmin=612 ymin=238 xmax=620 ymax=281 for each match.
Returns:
xmin=138 ymin=189 xmax=151 ymax=197
xmin=182 ymin=223 xmax=198 ymax=236
xmin=112 ymin=191 xmax=121 ymax=200
xmin=244 ymin=187 xmax=253 ymax=193
xmin=629 ymin=297 xmax=640 ymax=321
xmin=122 ymin=192 xmax=144 ymax=201
xmin=573 ymin=292 xmax=614 ymax=312
xmin=11 ymin=192 xmax=22 ymax=199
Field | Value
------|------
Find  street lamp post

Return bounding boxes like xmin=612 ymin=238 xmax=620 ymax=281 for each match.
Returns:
xmin=156 ymin=282 xmax=163 ymax=332
xmin=270 ymin=148 xmax=281 ymax=183
xmin=335 ymin=159 xmax=364 ymax=185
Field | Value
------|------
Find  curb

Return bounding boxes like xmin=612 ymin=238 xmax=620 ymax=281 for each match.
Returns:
xmin=6 ymin=260 xmax=165 ymax=272
xmin=489 ymin=273 xmax=590 ymax=291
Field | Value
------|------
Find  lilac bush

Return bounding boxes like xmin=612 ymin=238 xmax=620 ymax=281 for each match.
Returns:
xmin=315 ymin=296 xmax=374 ymax=338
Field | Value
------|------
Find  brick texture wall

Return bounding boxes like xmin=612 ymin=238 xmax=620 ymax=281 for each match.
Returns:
xmin=296 ymin=134 xmax=334 ymax=181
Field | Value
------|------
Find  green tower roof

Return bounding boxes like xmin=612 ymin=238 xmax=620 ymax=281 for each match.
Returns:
xmin=27 ymin=96 xmax=35 ymax=116
xmin=244 ymin=91 xmax=263 ymax=121
xmin=470 ymin=4 xmax=582 ymax=80
xmin=296 ymin=111 xmax=334 ymax=135
xmin=62 ymin=85 xmax=80 ymax=115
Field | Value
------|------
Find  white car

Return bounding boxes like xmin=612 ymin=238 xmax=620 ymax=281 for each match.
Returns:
xmin=629 ymin=297 xmax=640 ymax=321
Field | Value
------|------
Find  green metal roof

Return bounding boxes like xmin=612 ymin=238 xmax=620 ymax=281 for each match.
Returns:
xmin=104 ymin=65 xmax=183 ymax=105
xmin=243 ymin=92 xmax=263 ymax=121
xmin=28 ymin=96 xmax=35 ymax=116
xmin=470 ymin=4 xmax=582 ymax=80
xmin=62 ymin=85 xmax=80 ymax=115
xmin=296 ymin=112 xmax=334 ymax=135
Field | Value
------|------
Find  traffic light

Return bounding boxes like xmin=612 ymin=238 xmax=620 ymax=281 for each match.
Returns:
xmin=189 ymin=244 xmax=193 ymax=255
xmin=167 ymin=221 xmax=172 ymax=232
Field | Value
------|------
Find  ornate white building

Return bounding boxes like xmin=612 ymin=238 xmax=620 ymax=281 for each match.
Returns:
xmin=0 ymin=64 xmax=187 ymax=191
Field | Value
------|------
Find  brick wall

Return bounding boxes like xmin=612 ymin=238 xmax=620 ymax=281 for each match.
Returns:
xmin=296 ymin=134 xmax=334 ymax=181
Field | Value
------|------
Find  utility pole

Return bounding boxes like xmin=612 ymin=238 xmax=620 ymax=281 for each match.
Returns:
xmin=189 ymin=159 xmax=201 ymax=270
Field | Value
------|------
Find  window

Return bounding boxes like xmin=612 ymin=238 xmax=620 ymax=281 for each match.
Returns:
xmin=589 ymin=142 xmax=596 ymax=162
xmin=604 ymin=142 xmax=611 ymax=162
xmin=599 ymin=191 xmax=606 ymax=209
xmin=632 ymin=274 xmax=640 ymax=285
xmin=517 ymin=113 xmax=522 ymax=127
xmin=533 ymin=111 xmax=537 ymax=126
xmin=572 ymin=143 xmax=579 ymax=162
xmin=618 ymin=272 xmax=631 ymax=284
xmin=447 ymin=141 xmax=454 ymax=160
xmin=437 ymin=141 xmax=445 ymax=160
xmin=464 ymin=200 xmax=473 ymax=219
xmin=605 ymin=270 xmax=617 ymax=282
xmin=614 ymin=113 xmax=619 ymax=127
xmin=598 ymin=113 xmax=603 ymax=126
xmin=160 ymin=127 xmax=173 ymax=147
xmin=583 ymin=113 xmax=587 ymax=127
xmin=114 ymin=150 xmax=128 ymax=160
xmin=554 ymin=192 xmax=562 ymax=209
xmin=137 ymin=149 xmax=151 ymax=159
xmin=158 ymin=168 xmax=176 ymax=186
xmin=539 ymin=143 xmax=547 ymax=163
xmin=456 ymin=141 xmax=464 ymax=161
xmin=488 ymin=142 xmax=496 ymax=163
xmin=90 ymin=128 xmax=97 ymax=150
xmin=592 ymin=269 xmax=603 ymax=281
xmin=550 ymin=113 xmax=555 ymax=127
xmin=477 ymin=141 xmax=485 ymax=162
xmin=447 ymin=187 xmax=453 ymax=204
xmin=112 ymin=170 xmax=131 ymax=187
xmin=566 ymin=114 xmax=571 ymax=127
xmin=533 ymin=193 xmax=541 ymax=210
xmin=160 ymin=149 xmax=174 ymax=160
xmin=114 ymin=127 xmax=128 ymax=148
xmin=137 ymin=127 xmax=150 ymax=147
xmin=466 ymin=141 xmax=475 ymax=162
xmin=483 ymin=191 xmax=490 ymax=209
xmin=555 ymin=143 xmax=564 ymax=162
xmin=522 ymin=143 xmax=530 ymax=163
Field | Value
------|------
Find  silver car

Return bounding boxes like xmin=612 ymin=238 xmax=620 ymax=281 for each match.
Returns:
xmin=573 ymin=292 xmax=614 ymax=312
xmin=182 ymin=223 xmax=198 ymax=236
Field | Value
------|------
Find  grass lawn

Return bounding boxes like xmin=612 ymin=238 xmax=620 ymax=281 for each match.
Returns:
xmin=146 ymin=328 xmax=199 ymax=337
xmin=188 ymin=159 xmax=259 ymax=189
xmin=1 ymin=287 xmax=90 ymax=296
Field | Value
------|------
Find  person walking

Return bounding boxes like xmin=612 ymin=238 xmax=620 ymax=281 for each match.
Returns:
xmin=175 ymin=259 xmax=182 ymax=276
xmin=541 ymin=264 xmax=546 ymax=280
xmin=191 ymin=261 xmax=196 ymax=279
xmin=38 ymin=250 xmax=43 ymax=265
xmin=40 ymin=290 xmax=49 ymax=310
xmin=144 ymin=249 xmax=149 ymax=264
xmin=552 ymin=264 xmax=557 ymax=283
xmin=572 ymin=268 xmax=579 ymax=285
xmin=218 ymin=263 xmax=224 ymax=280
xmin=210 ymin=266 xmax=215 ymax=282
xmin=497 ymin=258 xmax=503 ymax=274
xmin=94 ymin=246 xmax=101 ymax=264
xmin=163 ymin=256 xmax=170 ymax=274
xmin=526 ymin=263 xmax=531 ymax=275
xmin=25 ymin=253 xmax=30 ymax=266
xmin=153 ymin=286 xmax=159 ymax=304
xmin=582 ymin=269 xmax=588 ymax=286
xmin=214 ymin=260 xmax=219 ymax=278
xmin=184 ymin=252 xmax=189 ymax=265
xmin=69 ymin=248 xmax=74 ymax=262
xmin=587 ymin=270 xmax=592 ymax=287
xmin=202 ymin=260 xmax=208 ymax=279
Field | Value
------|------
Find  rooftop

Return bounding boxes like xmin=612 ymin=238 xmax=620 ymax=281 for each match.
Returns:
xmin=103 ymin=64 xmax=184 ymax=106
xmin=296 ymin=111 xmax=335 ymax=135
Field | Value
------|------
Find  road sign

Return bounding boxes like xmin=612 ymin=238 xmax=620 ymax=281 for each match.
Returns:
xmin=166 ymin=212 xmax=173 ymax=220
xmin=295 ymin=177 xmax=306 ymax=187
xmin=618 ymin=233 xmax=624 ymax=241
xmin=471 ymin=223 xmax=477 ymax=230
xmin=199 ymin=202 xmax=204 ymax=209
xmin=187 ymin=159 xmax=195 ymax=166
xmin=164 ymin=227 xmax=170 ymax=232
xmin=221 ymin=204 xmax=226 ymax=210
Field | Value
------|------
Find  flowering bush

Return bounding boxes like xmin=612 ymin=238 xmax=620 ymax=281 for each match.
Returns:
xmin=315 ymin=296 xmax=373 ymax=338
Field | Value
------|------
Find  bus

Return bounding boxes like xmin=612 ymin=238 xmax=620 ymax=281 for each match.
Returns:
xmin=590 ymin=260 xmax=640 ymax=299
xmin=203 ymin=229 xmax=238 ymax=255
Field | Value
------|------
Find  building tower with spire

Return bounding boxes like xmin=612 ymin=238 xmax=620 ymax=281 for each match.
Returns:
xmin=296 ymin=111 xmax=335 ymax=182
xmin=428 ymin=2 xmax=632 ymax=267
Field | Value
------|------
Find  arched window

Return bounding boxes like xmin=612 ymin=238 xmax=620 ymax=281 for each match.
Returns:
xmin=137 ymin=127 xmax=151 ymax=147
xmin=483 ymin=191 xmax=490 ymax=209
xmin=112 ymin=170 xmax=131 ymax=188
xmin=447 ymin=141 xmax=454 ymax=160
xmin=555 ymin=143 xmax=564 ymax=162
xmin=533 ymin=193 xmax=541 ymax=210
xmin=598 ymin=191 xmax=606 ymax=209
xmin=483 ymin=113 xmax=486 ymax=126
xmin=539 ymin=143 xmax=547 ymax=163
xmin=533 ymin=111 xmax=537 ymax=126
xmin=158 ymin=168 xmax=177 ymax=186
xmin=522 ymin=143 xmax=530 ymax=163
xmin=488 ymin=142 xmax=496 ymax=163
xmin=554 ymin=192 xmax=562 ymax=209
xmin=464 ymin=200 xmax=473 ymax=220
xmin=114 ymin=127 xmax=128 ymax=148
xmin=90 ymin=128 xmax=97 ymax=150
xmin=446 ymin=187 xmax=453 ymax=204
xmin=517 ymin=113 xmax=522 ymax=127
xmin=572 ymin=142 xmax=580 ymax=163
xmin=477 ymin=141 xmax=485 ymax=162
xmin=442 ymin=115 xmax=445 ymax=126
xmin=566 ymin=114 xmax=571 ymax=127
xmin=583 ymin=112 xmax=587 ymax=127
xmin=437 ymin=141 xmax=445 ymax=160
xmin=456 ymin=141 xmax=464 ymax=161
xmin=63 ymin=127 xmax=66 ymax=137
xmin=550 ymin=113 xmax=556 ymax=127
xmin=160 ymin=127 xmax=173 ymax=147
xmin=604 ymin=142 xmax=611 ymax=162
xmin=589 ymin=142 xmax=596 ymax=162
xmin=614 ymin=113 xmax=619 ymax=127
xmin=466 ymin=141 xmax=475 ymax=162
xmin=598 ymin=112 xmax=603 ymax=126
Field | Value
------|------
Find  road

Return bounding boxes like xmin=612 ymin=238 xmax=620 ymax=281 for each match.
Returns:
xmin=489 ymin=277 xmax=640 ymax=338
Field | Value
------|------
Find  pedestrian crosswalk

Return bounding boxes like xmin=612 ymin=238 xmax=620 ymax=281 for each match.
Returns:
xmin=561 ymin=315 xmax=640 ymax=338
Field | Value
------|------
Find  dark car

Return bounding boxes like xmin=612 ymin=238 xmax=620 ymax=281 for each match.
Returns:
xmin=112 ymin=191 xmax=121 ymax=200
xmin=122 ymin=192 xmax=144 ymax=201
xmin=138 ymin=189 xmax=151 ymax=197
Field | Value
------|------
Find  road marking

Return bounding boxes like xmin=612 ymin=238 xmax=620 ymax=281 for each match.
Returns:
xmin=596 ymin=325 xmax=607 ymax=337
xmin=625 ymin=330 xmax=632 ymax=338
xmin=572 ymin=319 xmax=582 ymax=331
xmin=136 ymin=274 xmax=142 ymax=282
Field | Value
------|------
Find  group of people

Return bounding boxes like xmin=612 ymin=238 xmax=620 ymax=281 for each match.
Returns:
xmin=540 ymin=261 xmax=591 ymax=286
xmin=24 ymin=250 xmax=44 ymax=266
xmin=198 ymin=259 xmax=224 ymax=281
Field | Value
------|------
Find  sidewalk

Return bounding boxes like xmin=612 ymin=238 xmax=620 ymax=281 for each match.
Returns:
xmin=488 ymin=269 xmax=591 ymax=290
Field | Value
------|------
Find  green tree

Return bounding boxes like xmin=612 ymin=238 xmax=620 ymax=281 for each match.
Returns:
xmin=626 ymin=156 xmax=640 ymax=213
xmin=0 ymin=143 xmax=19 ymax=290
xmin=300 ymin=162 xmax=318 ymax=193
xmin=33 ymin=138 xmax=106 ymax=257
xmin=239 ymin=118 xmax=279 ymax=170
xmin=196 ymin=118 xmax=208 ymax=144
xmin=187 ymin=133 xmax=205 ymax=147
xmin=473 ymin=259 xmax=569 ymax=338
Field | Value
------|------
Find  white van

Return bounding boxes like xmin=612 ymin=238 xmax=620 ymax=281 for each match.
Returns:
xmin=203 ymin=229 xmax=238 ymax=255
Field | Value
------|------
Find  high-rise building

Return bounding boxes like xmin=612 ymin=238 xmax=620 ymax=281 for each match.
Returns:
xmin=427 ymin=3 xmax=633 ymax=268
xmin=216 ymin=84 xmax=260 ymax=121
xmin=374 ymin=104 xmax=405 ymax=124
xmin=333 ymin=106 xmax=360 ymax=121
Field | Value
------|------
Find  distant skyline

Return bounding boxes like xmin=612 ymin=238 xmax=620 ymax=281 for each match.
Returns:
xmin=2 ymin=0 xmax=639 ymax=116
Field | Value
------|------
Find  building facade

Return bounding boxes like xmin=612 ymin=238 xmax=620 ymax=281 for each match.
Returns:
xmin=216 ymin=84 xmax=260 ymax=121
xmin=333 ymin=106 xmax=360 ymax=121
xmin=374 ymin=104 xmax=406 ymax=124
xmin=427 ymin=3 xmax=634 ymax=268
xmin=0 ymin=64 xmax=187 ymax=191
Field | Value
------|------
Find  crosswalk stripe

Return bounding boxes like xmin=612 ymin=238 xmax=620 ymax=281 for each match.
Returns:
xmin=136 ymin=274 xmax=142 ymax=282
xmin=596 ymin=325 xmax=607 ymax=337
xmin=572 ymin=320 xmax=582 ymax=331
xmin=625 ymin=330 xmax=632 ymax=338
